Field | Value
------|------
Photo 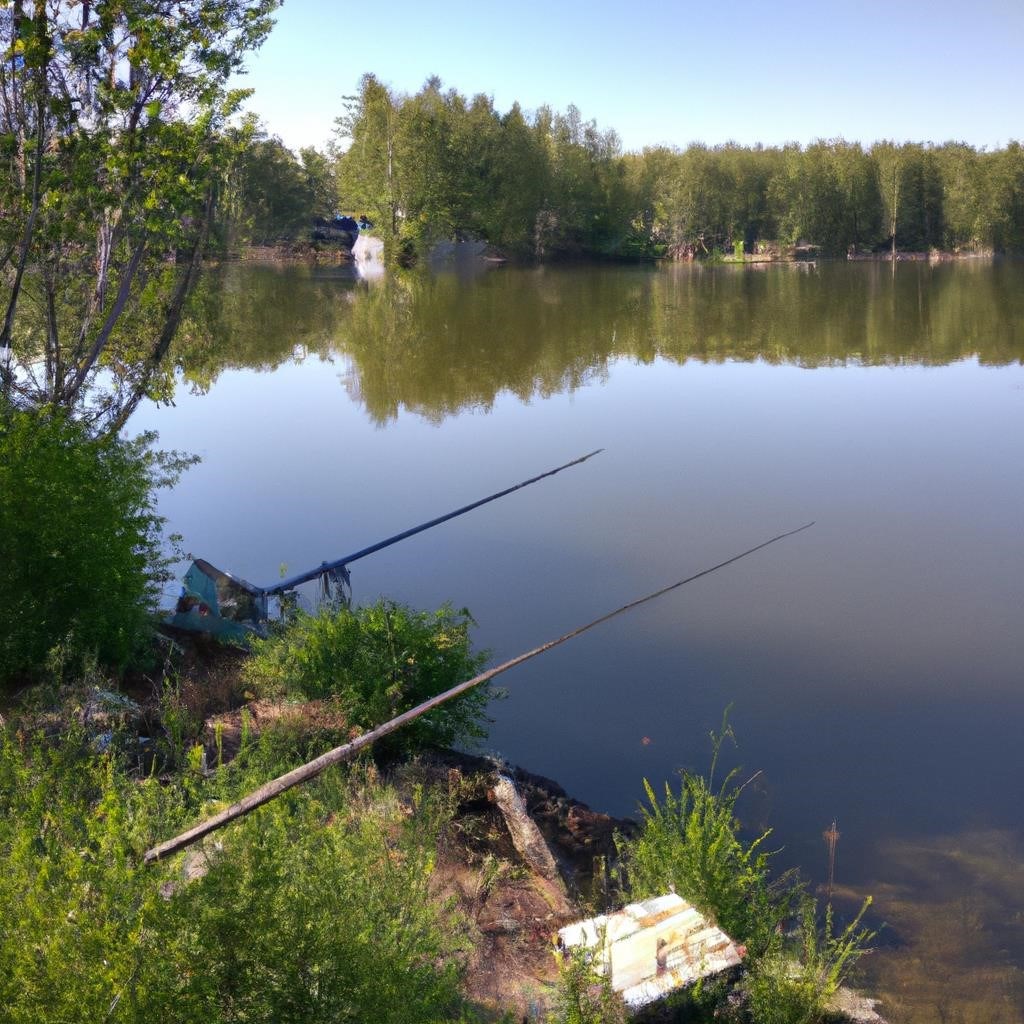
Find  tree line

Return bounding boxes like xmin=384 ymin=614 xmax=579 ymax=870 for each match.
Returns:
xmin=225 ymin=73 xmax=1024 ymax=261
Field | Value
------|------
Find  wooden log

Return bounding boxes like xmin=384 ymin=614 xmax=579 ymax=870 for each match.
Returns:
xmin=492 ymin=775 xmax=564 ymax=882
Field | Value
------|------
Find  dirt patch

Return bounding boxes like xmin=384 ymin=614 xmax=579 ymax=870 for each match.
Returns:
xmin=405 ymin=751 xmax=631 ymax=1017
xmin=202 ymin=698 xmax=351 ymax=763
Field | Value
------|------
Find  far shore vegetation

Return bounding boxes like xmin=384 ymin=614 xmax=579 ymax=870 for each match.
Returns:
xmin=227 ymin=74 xmax=1024 ymax=265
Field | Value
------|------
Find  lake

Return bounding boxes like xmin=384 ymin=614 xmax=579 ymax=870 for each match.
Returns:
xmin=136 ymin=258 xmax=1024 ymax=1022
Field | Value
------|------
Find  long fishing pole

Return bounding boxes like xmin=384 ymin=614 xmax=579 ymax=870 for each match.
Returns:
xmin=264 ymin=449 xmax=605 ymax=595
xmin=144 ymin=521 xmax=814 ymax=865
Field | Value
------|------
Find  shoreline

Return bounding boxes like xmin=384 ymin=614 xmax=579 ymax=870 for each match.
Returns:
xmin=214 ymin=240 xmax=997 ymax=270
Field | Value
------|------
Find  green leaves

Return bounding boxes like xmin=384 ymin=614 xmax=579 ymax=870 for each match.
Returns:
xmin=0 ymin=0 xmax=281 ymax=433
xmin=618 ymin=718 xmax=876 ymax=1023
xmin=0 ymin=406 xmax=183 ymax=687
xmin=244 ymin=600 xmax=492 ymax=754
xmin=0 ymin=730 xmax=470 ymax=1023
xmin=617 ymin=715 xmax=794 ymax=959
xmin=745 ymin=897 xmax=876 ymax=1024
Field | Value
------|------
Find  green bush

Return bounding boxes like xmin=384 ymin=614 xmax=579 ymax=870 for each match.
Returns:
xmin=616 ymin=716 xmax=794 ymax=958
xmin=745 ymin=898 xmax=875 ymax=1024
xmin=243 ymin=600 xmax=492 ymax=753
xmin=548 ymin=942 xmax=627 ymax=1024
xmin=617 ymin=716 xmax=875 ymax=1022
xmin=0 ymin=725 xmax=472 ymax=1023
xmin=0 ymin=406 xmax=182 ymax=687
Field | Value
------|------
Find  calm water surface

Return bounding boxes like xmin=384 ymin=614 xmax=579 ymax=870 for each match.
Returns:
xmin=137 ymin=260 xmax=1024 ymax=1022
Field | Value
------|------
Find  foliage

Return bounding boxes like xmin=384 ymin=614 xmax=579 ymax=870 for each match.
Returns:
xmin=0 ymin=0 xmax=279 ymax=434
xmin=213 ymin=117 xmax=337 ymax=247
xmin=334 ymin=75 xmax=630 ymax=260
xmin=744 ymin=897 xmax=875 ymax=1024
xmin=332 ymin=75 xmax=1024 ymax=260
xmin=548 ymin=942 xmax=627 ymax=1024
xmin=0 ymin=405 xmax=185 ymax=686
xmin=0 ymin=724 xmax=471 ymax=1023
xmin=334 ymin=73 xmax=402 ymax=242
xmin=617 ymin=715 xmax=875 ymax=1022
xmin=219 ymin=124 xmax=316 ymax=244
xmin=244 ymin=599 xmax=492 ymax=753
xmin=617 ymin=714 xmax=794 ymax=958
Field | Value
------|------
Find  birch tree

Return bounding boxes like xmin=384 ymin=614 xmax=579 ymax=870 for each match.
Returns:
xmin=0 ymin=0 xmax=278 ymax=435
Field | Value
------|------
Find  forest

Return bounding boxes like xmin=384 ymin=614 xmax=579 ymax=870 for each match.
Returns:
xmin=223 ymin=73 xmax=1024 ymax=260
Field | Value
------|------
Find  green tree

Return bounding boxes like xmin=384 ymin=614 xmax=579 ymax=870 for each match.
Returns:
xmin=720 ymin=142 xmax=779 ymax=251
xmin=871 ymin=141 xmax=944 ymax=256
xmin=652 ymin=143 xmax=734 ymax=253
xmin=890 ymin=144 xmax=944 ymax=250
xmin=934 ymin=142 xmax=988 ymax=250
xmin=489 ymin=101 xmax=550 ymax=254
xmin=220 ymin=127 xmax=315 ymax=245
xmin=391 ymin=76 xmax=465 ymax=250
xmin=335 ymin=73 xmax=401 ymax=241
xmin=985 ymin=141 xmax=1024 ymax=253
xmin=0 ymin=0 xmax=279 ymax=435
xmin=298 ymin=145 xmax=338 ymax=220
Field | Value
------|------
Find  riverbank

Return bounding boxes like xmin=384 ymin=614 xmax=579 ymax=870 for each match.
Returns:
xmin=2 ymin=628 xmax=888 ymax=1022
xmin=231 ymin=241 xmax=354 ymax=262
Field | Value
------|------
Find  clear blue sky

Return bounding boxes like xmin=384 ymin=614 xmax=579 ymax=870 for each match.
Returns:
xmin=235 ymin=0 xmax=1023 ymax=154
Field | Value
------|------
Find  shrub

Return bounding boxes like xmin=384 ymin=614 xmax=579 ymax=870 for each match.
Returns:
xmin=616 ymin=715 xmax=794 ymax=958
xmin=548 ymin=941 xmax=627 ymax=1024
xmin=0 ymin=725 xmax=471 ymax=1023
xmin=0 ymin=406 xmax=184 ymax=687
xmin=243 ymin=599 xmax=492 ymax=753
xmin=745 ymin=897 xmax=875 ymax=1024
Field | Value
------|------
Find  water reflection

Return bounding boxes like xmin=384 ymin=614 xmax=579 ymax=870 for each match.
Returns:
xmin=177 ymin=260 xmax=1024 ymax=422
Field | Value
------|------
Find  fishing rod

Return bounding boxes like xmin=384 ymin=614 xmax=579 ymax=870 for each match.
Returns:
xmin=262 ymin=448 xmax=605 ymax=596
xmin=166 ymin=450 xmax=605 ymax=642
xmin=144 ymin=521 xmax=815 ymax=864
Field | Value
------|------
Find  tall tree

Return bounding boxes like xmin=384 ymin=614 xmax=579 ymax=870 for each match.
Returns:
xmin=985 ymin=142 xmax=1024 ymax=253
xmin=334 ymin=73 xmax=401 ymax=240
xmin=219 ymin=125 xmax=315 ymax=246
xmin=0 ymin=0 xmax=279 ymax=435
xmin=872 ymin=141 xmax=910 ymax=259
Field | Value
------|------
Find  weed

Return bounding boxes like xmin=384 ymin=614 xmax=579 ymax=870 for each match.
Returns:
xmin=548 ymin=939 xmax=628 ymax=1024
xmin=745 ymin=897 xmax=875 ymax=1024
xmin=617 ymin=711 xmax=795 ymax=957
xmin=0 ymin=721 xmax=474 ymax=1023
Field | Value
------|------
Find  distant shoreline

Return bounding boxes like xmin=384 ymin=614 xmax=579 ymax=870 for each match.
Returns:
xmin=215 ymin=241 xmax=997 ymax=269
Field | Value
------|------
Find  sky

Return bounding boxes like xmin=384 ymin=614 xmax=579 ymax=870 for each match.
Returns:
xmin=234 ymin=0 xmax=1023 ymax=155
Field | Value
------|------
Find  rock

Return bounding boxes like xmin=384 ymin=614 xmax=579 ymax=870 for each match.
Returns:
xmin=828 ymin=984 xmax=889 ymax=1023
